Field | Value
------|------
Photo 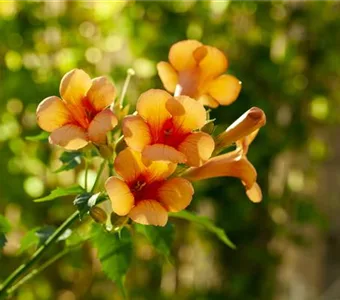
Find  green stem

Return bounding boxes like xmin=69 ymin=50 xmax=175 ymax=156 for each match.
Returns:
xmin=84 ymin=154 xmax=89 ymax=191
xmin=91 ymin=159 xmax=107 ymax=193
xmin=118 ymin=68 xmax=135 ymax=109
xmin=0 ymin=211 xmax=79 ymax=297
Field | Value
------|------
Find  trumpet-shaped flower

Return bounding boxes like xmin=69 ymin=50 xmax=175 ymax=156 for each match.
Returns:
xmin=105 ymin=148 xmax=194 ymax=226
xmin=36 ymin=69 xmax=118 ymax=150
xmin=183 ymin=107 xmax=266 ymax=202
xmin=157 ymin=40 xmax=242 ymax=108
xmin=122 ymin=89 xmax=215 ymax=167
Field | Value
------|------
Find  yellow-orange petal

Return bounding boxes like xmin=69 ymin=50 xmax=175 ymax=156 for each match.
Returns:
xmin=215 ymin=107 xmax=266 ymax=150
xmin=86 ymin=76 xmax=116 ymax=111
xmin=208 ymin=75 xmax=242 ymax=106
xmin=198 ymin=95 xmax=220 ymax=108
xmin=198 ymin=45 xmax=228 ymax=79
xmin=136 ymin=89 xmax=172 ymax=141
xmin=49 ymin=124 xmax=88 ymax=150
xmin=129 ymin=200 xmax=168 ymax=226
xmin=143 ymin=144 xmax=187 ymax=164
xmin=169 ymin=40 xmax=202 ymax=71
xmin=122 ymin=115 xmax=151 ymax=152
xmin=88 ymin=109 xmax=118 ymax=144
xmin=246 ymin=182 xmax=262 ymax=203
xmin=60 ymin=69 xmax=92 ymax=105
xmin=36 ymin=96 xmax=72 ymax=132
xmin=114 ymin=148 xmax=146 ymax=183
xmin=178 ymin=132 xmax=215 ymax=167
xmin=166 ymin=95 xmax=207 ymax=132
xmin=157 ymin=62 xmax=179 ymax=93
xmin=144 ymin=161 xmax=177 ymax=183
xmin=183 ymin=150 xmax=257 ymax=189
xmin=158 ymin=178 xmax=194 ymax=212
xmin=105 ymin=177 xmax=134 ymax=216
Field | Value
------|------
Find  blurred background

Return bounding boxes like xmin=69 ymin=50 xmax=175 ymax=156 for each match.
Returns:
xmin=0 ymin=1 xmax=339 ymax=299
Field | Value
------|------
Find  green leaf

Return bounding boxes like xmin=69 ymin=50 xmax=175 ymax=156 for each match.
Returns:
xmin=135 ymin=223 xmax=174 ymax=257
xmin=74 ymin=193 xmax=101 ymax=220
xmin=91 ymin=223 xmax=132 ymax=295
xmin=25 ymin=131 xmax=49 ymax=142
xmin=19 ymin=228 xmax=39 ymax=253
xmin=34 ymin=185 xmax=85 ymax=203
xmin=169 ymin=211 xmax=236 ymax=249
xmin=54 ymin=151 xmax=83 ymax=173
xmin=0 ymin=214 xmax=11 ymax=252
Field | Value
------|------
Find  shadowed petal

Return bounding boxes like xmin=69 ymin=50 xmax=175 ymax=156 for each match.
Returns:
xmin=208 ymin=74 xmax=242 ymax=106
xmin=60 ymin=69 xmax=92 ymax=105
xmin=169 ymin=40 xmax=202 ymax=71
xmin=158 ymin=178 xmax=194 ymax=212
xmin=143 ymin=144 xmax=187 ymax=164
xmin=36 ymin=96 xmax=72 ymax=132
xmin=178 ymin=132 xmax=215 ymax=167
xmin=87 ymin=76 xmax=116 ymax=111
xmin=49 ymin=124 xmax=88 ymax=150
xmin=105 ymin=177 xmax=134 ymax=216
xmin=88 ymin=109 xmax=118 ymax=144
xmin=123 ymin=115 xmax=152 ymax=151
xmin=198 ymin=95 xmax=219 ymax=108
xmin=129 ymin=200 xmax=168 ymax=226
xmin=157 ymin=62 xmax=178 ymax=93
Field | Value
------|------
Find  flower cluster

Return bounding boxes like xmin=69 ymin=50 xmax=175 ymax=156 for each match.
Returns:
xmin=36 ymin=40 xmax=266 ymax=226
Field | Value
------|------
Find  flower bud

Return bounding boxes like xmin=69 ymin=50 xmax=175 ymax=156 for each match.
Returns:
xmin=90 ymin=207 xmax=107 ymax=224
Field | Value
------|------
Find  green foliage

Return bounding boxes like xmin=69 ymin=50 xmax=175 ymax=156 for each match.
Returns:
xmin=54 ymin=151 xmax=83 ymax=173
xmin=34 ymin=185 xmax=85 ymax=203
xmin=73 ymin=192 xmax=102 ymax=220
xmin=91 ymin=223 xmax=132 ymax=296
xmin=169 ymin=211 xmax=236 ymax=249
xmin=25 ymin=131 xmax=49 ymax=142
xmin=0 ymin=215 xmax=11 ymax=252
xmin=135 ymin=223 xmax=175 ymax=257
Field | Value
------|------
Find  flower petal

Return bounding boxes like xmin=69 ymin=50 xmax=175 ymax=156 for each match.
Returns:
xmin=166 ymin=95 xmax=207 ymax=132
xmin=169 ymin=40 xmax=202 ymax=71
xmin=60 ymin=69 xmax=92 ymax=105
xmin=143 ymin=144 xmax=187 ymax=164
xmin=183 ymin=150 xmax=257 ymax=189
xmin=49 ymin=124 xmax=88 ymax=150
xmin=158 ymin=178 xmax=194 ymax=212
xmin=86 ymin=76 xmax=116 ymax=111
xmin=178 ymin=132 xmax=215 ymax=167
xmin=114 ymin=148 xmax=146 ymax=183
xmin=215 ymin=107 xmax=266 ymax=150
xmin=198 ymin=95 xmax=219 ymax=108
xmin=208 ymin=75 xmax=242 ymax=106
xmin=136 ymin=89 xmax=172 ymax=141
xmin=157 ymin=62 xmax=179 ymax=93
xmin=122 ymin=115 xmax=152 ymax=152
xmin=129 ymin=200 xmax=168 ymax=226
xmin=198 ymin=45 xmax=228 ymax=79
xmin=246 ymin=182 xmax=262 ymax=203
xmin=36 ymin=96 xmax=72 ymax=132
xmin=88 ymin=109 xmax=118 ymax=144
xmin=105 ymin=177 xmax=134 ymax=216
xmin=145 ymin=161 xmax=177 ymax=183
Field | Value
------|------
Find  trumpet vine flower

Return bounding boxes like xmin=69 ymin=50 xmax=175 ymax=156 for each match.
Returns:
xmin=122 ymin=89 xmax=215 ymax=167
xmin=105 ymin=148 xmax=194 ymax=226
xmin=36 ymin=69 xmax=118 ymax=150
xmin=157 ymin=40 xmax=242 ymax=107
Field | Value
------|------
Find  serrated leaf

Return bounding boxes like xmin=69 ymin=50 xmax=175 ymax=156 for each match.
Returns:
xmin=91 ymin=223 xmax=132 ymax=295
xmin=54 ymin=151 xmax=83 ymax=173
xmin=169 ymin=211 xmax=236 ymax=249
xmin=74 ymin=193 xmax=101 ymax=220
xmin=25 ymin=131 xmax=49 ymax=141
xmin=135 ymin=223 xmax=174 ymax=257
xmin=0 ymin=215 xmax=11 ymax=253
xmin=34 ymin=185 xmax=85 ymax=202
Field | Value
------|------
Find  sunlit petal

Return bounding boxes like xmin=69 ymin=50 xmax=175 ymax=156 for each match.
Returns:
xmin=88 ymin=109 xmax=118 ymax=144
xmin=169 ymin=40 xmax=202 ymax=71
xmin=144 ymin=161 xmax=177 ymax=183
xmin=49 ymin=124 xmax=88 ymax=150
xmin=36 ymin=96 xmax=72 ymax=132
xmin=105 ymin=177 xmax=135 ymax=216
xmin=198 ymin=45 xmax=228 ymax=79
xmin=123 ymin=115 xmax=152 ymax=151
xmin=143 ymin=144 xmax=187 ymax=164
xmin=87 ymin=76 xmax=116 ymax=111
xmin=246 ymin=182 xmax=262 ymax=203
xmin=157 ymin=62 xmax=179 ymax=93
xmin=158 ymin=178 xmax=194 ymax=212
xmin=59 ymin=69 xmax=92 ymax=105
xmin=129 ymin=200 xmax=168 ymax=226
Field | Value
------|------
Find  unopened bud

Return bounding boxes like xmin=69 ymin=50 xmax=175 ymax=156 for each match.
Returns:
xmin=98 ymin=144 xmax=113 ymax=159
xmin=90 ymin=207 xmax=108 ymax=224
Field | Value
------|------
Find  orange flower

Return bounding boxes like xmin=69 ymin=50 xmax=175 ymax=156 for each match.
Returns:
xmin=183 ymin=108 xmax=266 ymax=202
xmin=105 ymin=148 xmax=194 ymax=226
xmin=36 ymin=69 xmax=118 ymax=150
xmin=157 ymin=40 xmax=242 ymax=108
xmin=122 ymin=89 xmax=215 ymax=167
